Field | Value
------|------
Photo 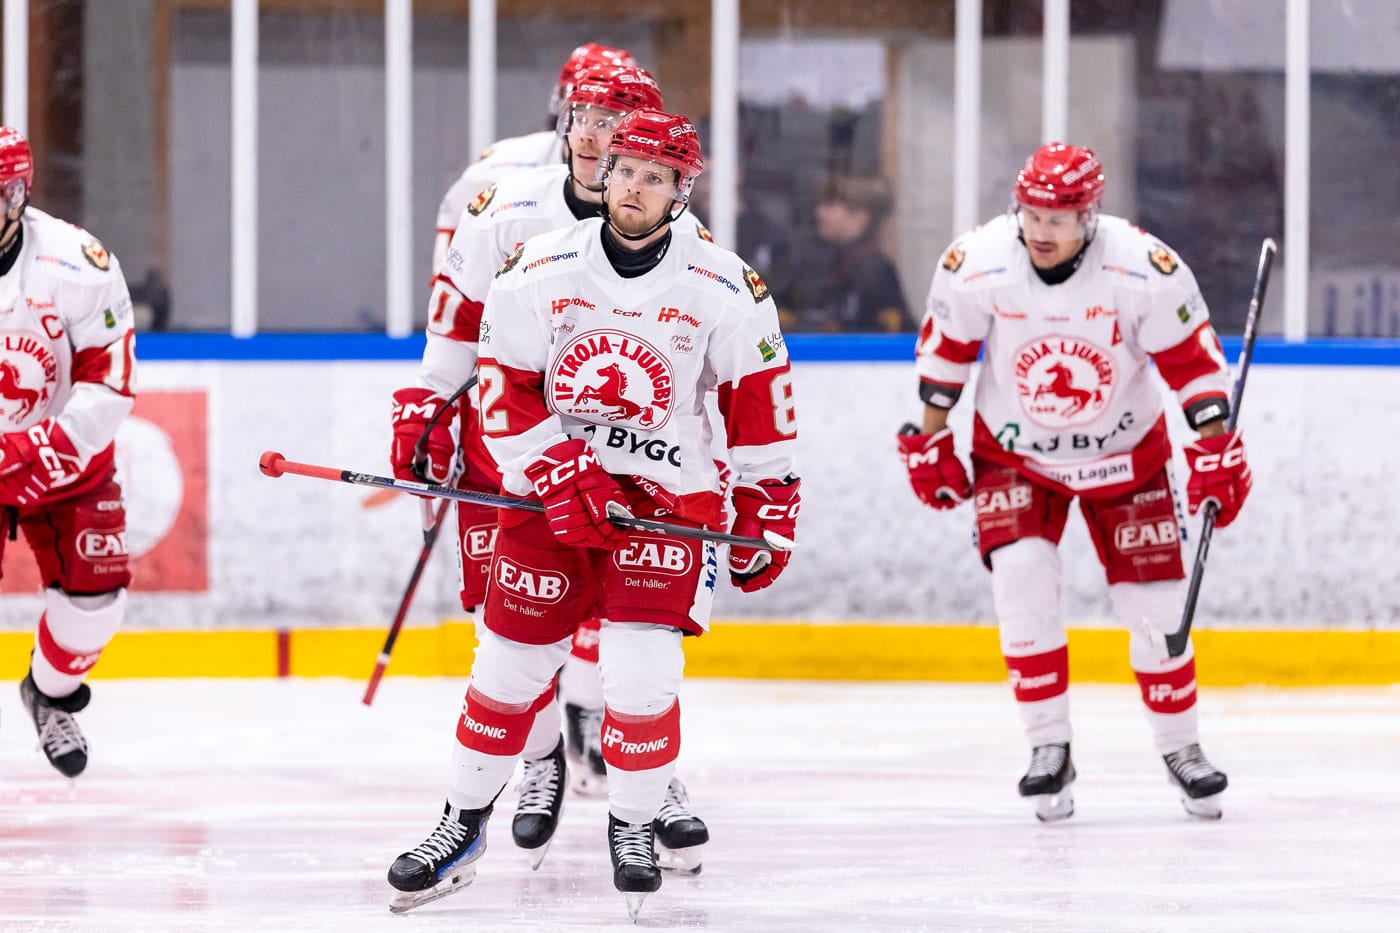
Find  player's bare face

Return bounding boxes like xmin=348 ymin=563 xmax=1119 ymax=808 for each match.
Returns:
xmin=605 ymin=156 xmax=679 ymax=244
xmin=567 ymin=106 xmax=625 ymax=197
xmin=1018 ymin=206 xmax=1087 ymax=269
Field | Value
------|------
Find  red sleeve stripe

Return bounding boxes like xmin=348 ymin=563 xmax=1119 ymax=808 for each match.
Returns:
xmin=479 ymin=358 xmax=552 ymax=438
xmin=1153 ymin=323 xmax=1225 ymax=392
xmin=931 ymin=333 xmax=982 ymax=365
xmin=718 ymin=362 xmax=795 ymax=449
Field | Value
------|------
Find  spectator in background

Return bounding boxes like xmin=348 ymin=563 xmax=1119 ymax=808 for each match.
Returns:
xmin=779 ymin=173 xmax=910 ymax=333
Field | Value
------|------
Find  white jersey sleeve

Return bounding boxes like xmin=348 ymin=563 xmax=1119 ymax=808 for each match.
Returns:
xmin=432 ymin=131 xmax=562 ymax=274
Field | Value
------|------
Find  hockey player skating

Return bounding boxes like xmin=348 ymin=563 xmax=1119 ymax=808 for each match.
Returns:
xmin=401 ymin=61 xmax=711 ymax=874
xmin=0 ymin=127 xmax=137 ymax=779
xmin=385 ymin=108 xmax=799 ymax=919
xmin=899 ymin=143 xmax=1250 ymax=822
xmin=431 ymin=42 xmax=635 ymax=275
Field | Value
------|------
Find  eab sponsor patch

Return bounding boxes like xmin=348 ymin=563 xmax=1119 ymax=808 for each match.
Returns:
xmin=467 ymin=183 xmax=497 ymax=217
xmin=82 ymin=239 xmax=110 ymax=271
xmin=743 ymin=265 xmax=769 ymax=303
xmin=1148 ymin=244 xmax=1177 ymax=275
xmin=496 ymin=245 xmax=523 ymax=278
xmin=942 ymin=244 xmax=965 ymax=273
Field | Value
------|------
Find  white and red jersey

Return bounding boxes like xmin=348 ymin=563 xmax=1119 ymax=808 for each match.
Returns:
xmin=916 ymin=213 xmax=1229 ymax=499
xmin=478 ymin=217 xmax=794 ymax=528
xmin=0 ymin=207 xmax=137 ymax=494
xmin=432 ymin=131 xmax=562 ymax=274
xmin=419 ymin=162 xmax=712 ymax=403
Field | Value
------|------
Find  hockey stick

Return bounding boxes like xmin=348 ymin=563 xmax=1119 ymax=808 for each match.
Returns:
xmin=258 ymin=451 xmax=796 ymax=552
xmin=362 ymin=496 xmax=451 ymax=706
xmin=1161 ymin=237 xmax=1277 ymax=658
xmin=362 ymin=377 xmax=478 ymax=705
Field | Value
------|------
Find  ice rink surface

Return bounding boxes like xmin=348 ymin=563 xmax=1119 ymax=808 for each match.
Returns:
xmin=2 ymin=677 xmax=1398 ymax=932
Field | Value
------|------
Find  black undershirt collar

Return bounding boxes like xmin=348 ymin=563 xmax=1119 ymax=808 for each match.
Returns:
xmin=562 ymin=177 xmax=603 ymax=221
xmin=0 ymin=223 xmax=21 ymax=278
xmin=1024 ymin=237 xmax=1090 ymax=286
xmin=601 ymin=223 xmax=672 ymax=279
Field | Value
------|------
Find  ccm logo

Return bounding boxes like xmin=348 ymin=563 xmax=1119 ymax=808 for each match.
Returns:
xmin=614 ymin=541 xmax=691 ymax=575
xmin=541 ymin=450 xmax=600 ymax=486
xmin=463 ymin=523 xmax=498 ymax=560
xmin=1193 ymin=447 xmax=1245 ymax=471
xmin=78 ymin=530 xmax=128 ymax=560
xmin=494 ymin=557 xmax=568 ymax=603
xmin=756 ymin=503 xmax=797 ymax=521
xmin=1115 ymin=520 xmax=1178 ymax=551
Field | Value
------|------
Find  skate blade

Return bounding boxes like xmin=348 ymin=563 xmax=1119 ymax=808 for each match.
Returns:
xmin=625 ymin=891 xmax=648 ymax=922
xmin=1179 ymin=791 xmax=1223 ymax=820
xmin=387 ymin=865 xmax=477 ymax=914
xmin=1033 ymin=789 xmax=1075 ymax=823
xmin=569 ymin=769 xmax=608 ymax=798
xmin=656 ymin=843 xmax=703 ymax=875
xmin=524 ymin=837 xmax=553 ymax=871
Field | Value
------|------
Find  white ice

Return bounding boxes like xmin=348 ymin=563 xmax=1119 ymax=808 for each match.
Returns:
xmin=2 ymin=678 xmax=1398 ymax=931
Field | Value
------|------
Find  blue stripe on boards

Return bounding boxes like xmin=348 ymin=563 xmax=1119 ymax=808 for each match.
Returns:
xmin=136 ymin=332 xmax=1400 ymax=366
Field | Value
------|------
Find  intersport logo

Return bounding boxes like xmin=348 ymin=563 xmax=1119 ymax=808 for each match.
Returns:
xmin=493 ymin=556 xmax=568 ymax=603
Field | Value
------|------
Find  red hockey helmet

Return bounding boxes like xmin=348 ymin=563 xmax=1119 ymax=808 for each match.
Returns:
xmin=557 ymin=42 xmax=636 ymax=91
xmin=551 ymin=43 xmax=637 ymax=114
xmin=0 ymin=126 xmax=34 ymax=214
xmin=565 ymin=64 xmax=663 ymax=120
xmin=1014 ymin=142 xmax=1104 ymax=211
xmin=601 ymin=109 xmax=703 ymax=206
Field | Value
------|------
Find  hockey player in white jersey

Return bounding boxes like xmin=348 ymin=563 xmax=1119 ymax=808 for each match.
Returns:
xmin=432 ymin=42 xmax=636 ymax=274
xmin=390 ymin=69 xmax=710 ymax=890
xmin=0 ymin=127 xmax=137 ymax=779
xmin=899 ymin=143 xmax=1251 ymax=822
xmin=386 ymin=109 xmax=799 ymax=920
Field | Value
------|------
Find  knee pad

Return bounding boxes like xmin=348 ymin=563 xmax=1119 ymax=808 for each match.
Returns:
xmin=468 ymin=625 xmax=572 ymax=704
xmin=597 ymin=622 xmax=683 ymax=715
xmin=1111 ymin=580 xmax=1194 ymax=668
xmin=990 ymin=538 xmax=1065 ymax=655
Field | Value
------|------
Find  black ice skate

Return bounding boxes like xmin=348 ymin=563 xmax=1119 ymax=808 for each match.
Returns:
xmin=653 ymin=777 xmax=708 ymax=875
xmin=512 ymin=737 xmax=567 ymax=870
xmin=1018 ymin=742 xmax=1076 ymax=822
xmin=608 ymin=812 xmax=662 ymax=921
xmin=565 ymin=702 xmax=608 ymax=796
xmin=386 ymin=801 xmax=491 ymax=913
xmin=1163 ymin=743 xmax=1228 ymax=819
xmin=19 ymin=673 xmax=91 ymax=778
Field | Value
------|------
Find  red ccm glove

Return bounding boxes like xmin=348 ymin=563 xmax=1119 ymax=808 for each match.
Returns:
xmin=390 ymin=387 xmax=458 ymax=486
xmin=0 ymin=421 xmax=83 ymax=506
xmin=524 ymin=438 xmax=629 ymax=550
xmin=1184 ymin=430 xmax=1252 ymax=528
xmin=728 ymin=477 xmax=801 ymax=593
xmin=897 ymin=426 xmax=971 ymax=510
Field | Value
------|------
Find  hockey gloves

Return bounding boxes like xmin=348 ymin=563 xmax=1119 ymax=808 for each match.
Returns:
xmin=728 ymin=477 xmax=801 ymax=593
xmin=1185 ymin=430 xmax=1252 ymax=528
xmin=0 ymin=421 xmax=83 ymax=506
xmin=898 ymin=427 xmax=972 ymax=510
xmin=390 ymin=387 xmax=458 ymax=486
xmin=525 ymin=438 xmax=629 ymax=550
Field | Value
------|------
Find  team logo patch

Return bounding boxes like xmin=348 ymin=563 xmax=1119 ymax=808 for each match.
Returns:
xmin=1148 ymin=244 xmax=1177 ymax=275
xmin=1177 ymin=303 xmax=1190 ymax=324
xmin=81 ymin=239 xmax=110 ymax=271
xmin=742 ymin=265 xmax=769 ymax=303
xmin=475 ymin=145 xmax=494 ymax=161
xmin=696 ymin=225 xmax=714 ymax=243
xmin=548 ymin=329 xmax=675 ymax=429
xmin=495 ymin=245 xmax=523 ymax=278
xmin=942 ymin=244 xmax=965 ymax=273
xmin=758 ymin=338 xmax=777 ymax=362
xmin=1011 ymin=336 xmax=1117 ymax=429
xmin=467 ymin=183 xmax=497 ymax=217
